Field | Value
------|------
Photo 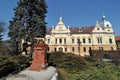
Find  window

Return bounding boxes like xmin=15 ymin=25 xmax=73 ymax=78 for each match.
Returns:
xmin=54 ymin=48 xmax=56 ymax=51
xmin=110 ymin=47 xmax=113 ymax=50
xmin=77 ymin=39 xmax=81 ymax=46
xmin=47 ymin=47 xmax=49 ymax=51
xmin=99 ymin=47 xmax=103 ymax=50
xmin=83 ymin=38 xmax=85 ymax=43
xmin=77 ymin=39 xmax=80 ymax=42
xmin=72 ymin=47 xmax=74 ymax=52
xmin=88 ymin=38 xmax=91 ymax=43
xmin=59 ymin=47 xmax=63 ymax=52
xmin=109 ymin=38 xmax=112 ymax=44
xmin=72 ymin=39 xmax=74 ymax=43
xmin=97 ymin=38 xmax=99 ymax=43
xmin=78 ymin=47 xmax=80 ymax=52
xmin=97 ymin=37 xmax=102 ymax=43
xmin=65 ymin=48 xmax=67 ymax=52
xmin=83 ymin=47 xmax=86 ymax=52
xmin=55 ymin=39 xmax=57 ymax=44
xmin=89 ymin=47 xmax=92 ymax=51
xmin=59 ymin=38 xmax=62 ymax=43
xmin=100 ymin=38 xmax=102 ymax=43
xmin=64 ymin=38 xmax=66 ymax=44
xmin=48 ymin=39 xmax=50 ymax=43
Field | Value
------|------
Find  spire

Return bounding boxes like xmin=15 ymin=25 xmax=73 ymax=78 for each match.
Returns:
xmin=59 ymin=16 xmax=62 ymax=21
xmin=58 ymin=16 xmax=64 ymax=25
xmin=95 ymin=21 xmax=100 ymax=27
xmin=58 ymin=10 xmax=64 ymax=23
xmin=102 ymin=12 xmax=106 ymax=22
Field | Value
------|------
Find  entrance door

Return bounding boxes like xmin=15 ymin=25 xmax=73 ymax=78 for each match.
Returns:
xmin=59 ymin=47 xmax=63 ymax=52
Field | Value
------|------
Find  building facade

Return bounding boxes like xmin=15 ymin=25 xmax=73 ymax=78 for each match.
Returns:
xmin=115 ymin=36 xmax=120 ymax=50
xmin=45 ymin=16 xmax=117 ymax=56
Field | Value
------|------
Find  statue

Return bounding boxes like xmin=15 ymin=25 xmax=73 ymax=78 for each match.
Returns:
xmin=34 ymin=38 xmax=45 ymax=44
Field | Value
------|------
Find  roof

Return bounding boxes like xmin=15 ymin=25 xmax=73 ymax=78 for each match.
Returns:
xmin=70 ymin=26 xmax=95 ymax=34
xmin=46 ymin=26 xmax=95 ymax=34
xmin=115 ymin=36 xmax=120 ymax=41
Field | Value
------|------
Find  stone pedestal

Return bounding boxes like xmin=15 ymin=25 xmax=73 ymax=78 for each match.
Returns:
xmin=30 ymin=44 xmax=47 ymax=71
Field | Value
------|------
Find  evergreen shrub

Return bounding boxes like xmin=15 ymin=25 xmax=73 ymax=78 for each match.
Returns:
xmin=0 ymin=55 xmax=31 ymax=78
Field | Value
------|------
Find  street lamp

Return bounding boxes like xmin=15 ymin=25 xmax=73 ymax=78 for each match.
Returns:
xmin=77 ymin=39 xmax=81 ymax=56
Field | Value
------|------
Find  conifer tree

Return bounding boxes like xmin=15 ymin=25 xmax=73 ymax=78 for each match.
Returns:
xmin=8 ymin=0 xmax=47 ymax=55
xmin=0 ymin=22 xmax=5 ymax=41
xmin=0 ymin=21 xmax=5 ymax=48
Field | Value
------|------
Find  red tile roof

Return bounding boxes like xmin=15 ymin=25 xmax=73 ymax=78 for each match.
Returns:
xmin=46 ymin=26 xmax=95 ymax=34
xmin=115 ymin=36 xmax=120 ymax=41
xmin=70 ymin=26 xmax=95 ymax=34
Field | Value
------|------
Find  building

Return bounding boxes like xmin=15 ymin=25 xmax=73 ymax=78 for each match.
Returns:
xmin=45 ymin=16 xmax=117 ymax=56
xmin=115 ymin=36 xmax=120 ymax=50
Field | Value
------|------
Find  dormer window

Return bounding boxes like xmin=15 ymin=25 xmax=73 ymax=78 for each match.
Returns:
xmin=79 ymin=27 xmax=82 ymax=32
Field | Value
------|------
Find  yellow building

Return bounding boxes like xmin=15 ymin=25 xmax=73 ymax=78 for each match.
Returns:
xmin=45 ymin=16 xmax=117 ymax=56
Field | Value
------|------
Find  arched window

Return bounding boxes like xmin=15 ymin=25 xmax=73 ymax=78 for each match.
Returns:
xmin=83 ymin=38 xmax=85 ymax=43
xmin=72 ymin=47 xmax=74 ymax=52
xmin=88 ymin=38 xmax=91 ymax=43
xmin=47 ymin=47 xmax=50 ymax=51
xmin=59 ymin=47 xmax=63 ymax=52
xmin=55 ymin=39 xmax=57 ymax=44
xmin=54 ymin=48 xmax=56 ymax=51
xmin=64 ymin=38 xmax=66 ymax=44
xmin=77 ymin=39 xmax=80 ymax=42
xmin=97 ymin=37 xmax=102 ymax=43
xmin=72 ymin=38 xmax=74 ymax=43
xmin=109 ymin=38 xmax=112 ymax=44
xmin=48 ymin=39 xmax=50 ymax=43
xmin=59 ymin=38 xmax=62 ymax=43
xmin=83 ymin=47 xmax=86 ymax=52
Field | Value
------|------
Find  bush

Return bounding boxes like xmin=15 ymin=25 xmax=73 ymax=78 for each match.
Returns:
xmin=0 ymin=55 xmax=32 ymax=78
xmin=47 ymin=52 xmax=120 ymax=80
xmin=48 ymin=52 xmax=87 ymax=73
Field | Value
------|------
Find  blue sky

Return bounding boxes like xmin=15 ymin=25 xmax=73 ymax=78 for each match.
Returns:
xmin=0 ymin=0 xmax=120 ymax=40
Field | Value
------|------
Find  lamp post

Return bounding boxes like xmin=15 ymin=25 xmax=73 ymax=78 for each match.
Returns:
xmin=77 ymin=39 xmax=81 ymax=56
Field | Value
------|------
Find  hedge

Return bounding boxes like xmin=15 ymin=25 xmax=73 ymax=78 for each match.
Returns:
xmin=0 ymin=55 xmax=31 ymax=78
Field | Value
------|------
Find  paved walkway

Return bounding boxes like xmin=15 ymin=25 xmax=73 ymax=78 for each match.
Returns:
xmin=6 ymin=66 xmax=57 ymax=80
